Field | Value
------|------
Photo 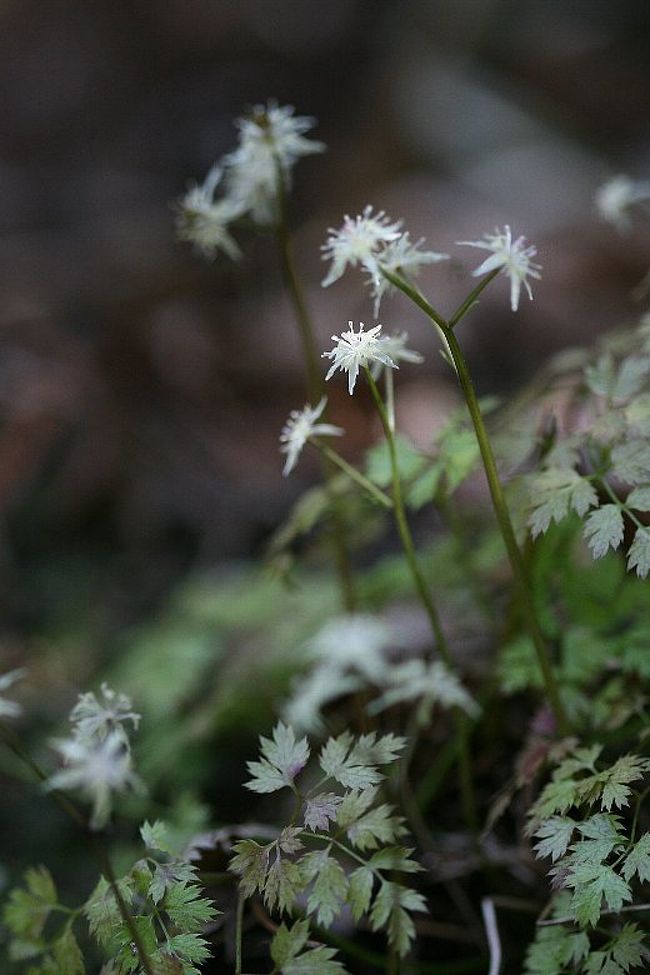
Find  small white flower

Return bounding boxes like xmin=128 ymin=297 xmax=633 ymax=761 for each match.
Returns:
xmin=595 ymin=175 xmax=650 ymax=232
xmin=225 ymin=101 xmax=324 ymax=224
xmin=69 ymin=683 xmax=140 ymax=745
xmin=370 ymin=234 xmax=449 ymax=314
xmin=308 ymin=613 xmax=392 ymax=682
xmin=457 ymin=225 xmax=542 ymax=312
xmin=321 ymin=206 xmax=402 ymax=288
xmin=48 ymin=731 xmax=143 ymax=829
xmin=322 ymin=321 xmax=397 ymax=395
xmin=283 ymin=665 xmax=362 ymax=733
xmin=279 ymin=397 xmax=343 ymax=476
xmin=0 ymin=668 xmax=26 ymax=719
xmin=371 ymin=330 xmax=424 ymax=379
xmin=369 ymin=660 xmax=479 ymax=726
xmin=176 ymin=164 xmax=242 ymax=260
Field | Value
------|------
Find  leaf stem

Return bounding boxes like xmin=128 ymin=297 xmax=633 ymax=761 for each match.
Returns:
xmin=235 ymin=890 xmax=246 ymax=975
xmin=314 ymin=441 xmax=393 ymax=509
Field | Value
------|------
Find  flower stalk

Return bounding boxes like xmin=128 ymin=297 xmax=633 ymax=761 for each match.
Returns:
xmin=383 ymin=268 xmax=568 ymax=734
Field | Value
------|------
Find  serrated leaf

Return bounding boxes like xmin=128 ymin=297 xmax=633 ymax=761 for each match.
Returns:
xmin=347 ymin=867 xmax=374 ymax=921
xmin=347 ymin=803 xmax=405 ymax=851
xmin=533 ymin=817 xmax=576 ymax=862
xmin=336 ymin=787 xmax=378 ymax=830
xmin=271 ymin=920 xmax=310 ymax=967
xmin=570 ymin=814 xmax=626 ymax=863
xmin=524 ymin=924 xmax=590 ymax=975
xmin=370 ymin=881 xmax=427 ymax=957
xmin=368 ymin=847 xmax=422 ymax=873
xmin=282 ymin=944 xmax=346 ymax=974
xmin=140 ymin=820 xmax=173 ymax=854
xmin=278 ymin=827 xmax=304 ymax=854
xmin=166 ymin=932 xmax=212 ymax=963
xmin=627 ymin=527 xmax=650 ymax=579
xmin=3 ymin=867 xmax=57 ymax=944
xmin=610 ymin=923 xmax=646 ymax=971
xmin=566 ymin=863 xmax=632 ymax=927
xmin=50 ymin=926 xmax=83 ymax=975
xmin=626 ymin=486 xmax=650 ymax=511
xmin=264 ymin=853 xmax=305 ymax=914
xmin=599 ymin=755 xmax=649 ymax=811
xmin=163 ymin=883 xmax=218 ymax=930
xmin=246 ymin=723 xmax=310 ymax=793
xmin=528 ymin=469 xmax=597 ymax=538
xmin=305 ymin=853 xmax=348 ymax=927
xmin=366 ymin=436 xmax=425 ymax=488
xmin=229 ymin=840 xmax=270 ymax=898
xmin=303 ymin=793 xmax=342 ymax=832
xmin=623 ymin=833 xmax=650 ymax=883
xmin=611 ymin=441 xmax=650 ymax=485
xmin=319 ymin=734 xmax=384 ymax=789
xmin=583 ymin=505 xmax=625 ymax=559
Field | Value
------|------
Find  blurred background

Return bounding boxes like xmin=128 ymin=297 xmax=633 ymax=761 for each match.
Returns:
xmin=1 ymin=0 xmax=649 ymax=620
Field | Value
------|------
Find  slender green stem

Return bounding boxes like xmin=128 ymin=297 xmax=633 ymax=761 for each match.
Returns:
xmin=385 ymin=271 xmax=568 ymax=733
xmin=0 ymin=720 xmax=156 ymax=975
xmin=314 ymin=441 xmax=393 ymax=509
xmin=448 ymin=269 xmax=501 ymax=329
xmin=364 ymin=370 xmax=478 ymax=832
xmin=274 ymin=164 xmax=357 ymax=612
xmin=235 ymin=890 xmax=245 ymax=975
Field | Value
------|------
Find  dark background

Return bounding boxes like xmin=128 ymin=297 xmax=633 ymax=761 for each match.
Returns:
xmin=0 ymin=0 xmax=649 ymax=629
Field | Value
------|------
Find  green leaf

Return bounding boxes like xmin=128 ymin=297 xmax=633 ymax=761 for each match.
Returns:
xmin=305 ymin=852 xmax=348 ymax=927
xmin=51 ymin=926 xmax=84 ymax=975
xmin=610 ymin=923 xmax=646 ymax=971
xmin=528 ymin=469 xmax=597 ymax=537
xmin=163 ymin=883 xmax=218 ymax=930
xmin=166 ymin=932 xmax=212 ymax=963
xmin=598 ymin=755 xmax=649 ymax=811
xmin=583 ymin=504 xmax=625 ymax=559
xmin=524 ymin=923 xmax=590 ymax=975
xmin=3 ymin=866 xmax=57 ymax=945
xmin=570 ymin=814 xmax=626 ymax=864
xmin=140 ymin=820 xmax=174 ymax=854
xmin=626 ymin=486 xmax=650 ymax=511
xmin=264 ymin=853 xmax=306 ymax=914
xmin=365 ymin=436 xmax=424 ymax=488
xmin=346 ymin=803 xmax=405 ymax=851
xmin=623 ymin=833 xmax=650 ymax=883
xmin=303 ymin=793 xmax=342 ymax=832
xmin=533 ymin=817 xmax=576 ymax=862
xmin=229 ymin=839 xmax=270 ymax=897
xmin=246 ymin=723 xmax=310 ymax=793
xmin=566 ymin=863 xmax=632 ymax=927
xmin=611 ymin=441 xmax=650 ymax=485
xmin=347 ymin=867 xmax=374 ymax=921
xmin=627 ymin=527 xmax=650 ymax=579
xmin=336 ymin=787 xmax=378 ymax=830
xmin=368 ymin=847 xmax=422 ymax=873
xmin=319 ymin=734 xmax=384 ymax=789
xmin=271 ymin=920 xmax=310 ymax=967
xmin=282 ymin=945 xmax=346 ymax=974
xmin=370 ymin=881 xmax=427 ymax=957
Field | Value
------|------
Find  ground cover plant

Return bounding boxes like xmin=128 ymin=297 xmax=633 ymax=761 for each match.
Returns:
xmin=2 ymin=102 xmax=650 ymax=974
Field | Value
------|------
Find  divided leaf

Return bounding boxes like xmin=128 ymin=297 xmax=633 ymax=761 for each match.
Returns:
xmin=246 ymin=723 xmax=310 ymax=793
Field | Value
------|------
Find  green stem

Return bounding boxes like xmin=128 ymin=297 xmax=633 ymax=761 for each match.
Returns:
xmin=448 ymin=269 xmax=501 ymax=329
xmin=364 ymin=370 xmax=478 ymax=833
xmin=385 ymin=271 xmax=568 ymax=734
xmin=0 ymin=720 xmax=156 ymax=975
xmin=315 ymin=442 xmax=393 ymax=509
xmin=274 ymin=164 xmax=357 ymax=613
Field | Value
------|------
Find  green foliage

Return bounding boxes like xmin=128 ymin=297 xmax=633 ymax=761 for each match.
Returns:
xmin=230 ymin=725 xmax=425 ymax=957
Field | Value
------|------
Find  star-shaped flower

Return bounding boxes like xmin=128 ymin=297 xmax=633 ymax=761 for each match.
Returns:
xmin=279 ymin=397 xmax=343 ymax=476
xmin=322 ymin=322 xmax=397 ymax=395
xmin=175 ymin=163 xmax=242 ymax=260
xmin=0 ymin=668 xmax=26 ymax=719
xmin=321 ymin=207 xmax=402 ymax=288
xmin=369 ymin=234 xmax=449 ymax=314
xmin=457 ymin=225 xmax=541 ymax=312
xmin=69 ymin=682 xmax=141 ymax=745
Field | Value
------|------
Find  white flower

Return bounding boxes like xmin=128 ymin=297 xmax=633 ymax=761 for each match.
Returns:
xmin=0 ymin=668 xmax=26 ymax=719
xmin=371 ymin=330 xmax=424 ymax=379
xmin=321 ymin=206 xmax=402 ymax=288
xmin=176 ymin=164 xmax=242 ymax=260
xmin=369 ymin=660 xmax=479 ymax=726
xmin=457 ymin=225 xmax=541 ymax=312
xmin=279 ymin=397 xmax=343 ymax=476
xmin=48 ymin=731 xmax=143 ymax=829
xmin=69 ymin=683 xmax=140 ymax=745
xmin=307 ymin=614 xmax=392 ymax=682
xmin=369 ymin=234 xmax=449 ymax=314
xmin=595 ymin=175 xmax=650 ymax=232
xmin=322 ymin=321 xmax=397 ymax=395
xmin=283 ymin=665 xmax=362 ymax=733
xmin=225 ymin=101 xmax=324 ymax=224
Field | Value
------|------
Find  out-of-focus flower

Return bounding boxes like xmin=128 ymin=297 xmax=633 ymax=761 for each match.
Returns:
xmin=323 ymin=322 xmax=397 ymax=395
xmin=595 ymin=175 xmax=650 ymax=232
xmin=371 ymin=330 xmax=424 ymax=379
xmin=369 ymin=660 xmax=479 ymax=726
xmin=279 ymin=397 xmax=343 ymax=476
xmin=307 ymin=614 xmax=392 ymax=682
xmin=368 ymin=234 xmax=449 ymax=314
xmin=0 ymin=668 xmax=26 ymax=719
xmin=321 ymin=207 xmax=402 ymax=288
xmin=175 ymin=164 xmax=242 ymax=259
xmin=283 ymin=666 xmax=362 ymax=733
xmin=225 ymin=101 xmax=324 ymax=224
xmin=69 ymin=683 xmax=140 ymax=745
xmin=458 ymin=225 xmax=541 ymax=312
xmin=48 ymin=732 xmax=143 ymax=830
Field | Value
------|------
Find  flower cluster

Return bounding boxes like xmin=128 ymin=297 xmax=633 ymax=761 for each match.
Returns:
xmin=321 ymin=207 xmax=449 ymax=313
xmin=177 ymin=101 xmax=324 ymax=256
xmin=47 ymin=683 xmax=142 ymax=829
xmin=458 ymin=225 xmax=542 ymax=312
